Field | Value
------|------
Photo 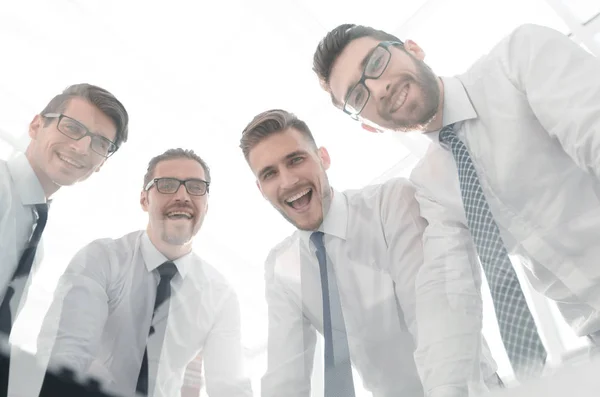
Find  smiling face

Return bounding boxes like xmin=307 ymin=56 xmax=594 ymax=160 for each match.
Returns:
xmin=329 ymin=37 xmax=442 ymax=132
xmin=248 ymin=128 xmax=332 ymax=231
xmin=141 ymin=158 xmax=209 ymax=247
xmin=26 ymin=97 xmax=117 ymax=196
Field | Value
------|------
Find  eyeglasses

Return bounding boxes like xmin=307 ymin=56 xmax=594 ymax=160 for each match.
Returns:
xmin=343 ymin=41 xmax=403 ymax=120
xmin=145 ymin=177 xmax=210 ymax=196
xmin=43 ymin=113 xmax=118 ymax=157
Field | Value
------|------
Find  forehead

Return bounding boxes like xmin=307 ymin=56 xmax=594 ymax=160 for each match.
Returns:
xmin=329 ymin=36 xmax=382 ymax=103
xmin=248 ymin=129 xmax=312 ymax=172
xmin=153 ymin=158 xmax=206 ymax=180
xmin=62 ymin=97 xmax=117 ymax=141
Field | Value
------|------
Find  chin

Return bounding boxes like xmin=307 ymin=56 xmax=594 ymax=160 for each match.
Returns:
xmin=293 ymin=215 xmax=323 ymax=232
xmin=162 ymin=232 xmax=193 ymax=246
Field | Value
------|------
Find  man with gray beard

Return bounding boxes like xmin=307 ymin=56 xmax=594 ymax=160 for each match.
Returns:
xmin=17 ymin=149 xmax=252 ymax=397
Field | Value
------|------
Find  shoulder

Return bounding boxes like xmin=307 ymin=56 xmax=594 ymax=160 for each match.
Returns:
xmin=344 ymin=177 xmax=416 ymax=212
xmin=483 ymin=23 xmax=567 ymax=70
xmin=68 ymin=231 xmax=142 ymax=271
xmin=264 ymin=232 xmax=301 ymax=278
xmin=193 ymin=255 xmax=233 ymax=289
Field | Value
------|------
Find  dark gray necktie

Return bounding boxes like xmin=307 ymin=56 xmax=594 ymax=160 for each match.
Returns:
xmin=0 ymin=203 xmax=49 ymax=335
xmin=136 ymin=261 xmax=178 ymax=395
xmin=439 ymin=124 xmax=546 ymax=379
xmin=310 ymin=232 xmax=355 ymax=397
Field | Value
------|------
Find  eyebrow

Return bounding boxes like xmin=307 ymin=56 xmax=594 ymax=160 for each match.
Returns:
xmin=64 ymin=114 xmax=116 ymax=143
xmin=343 ymin=46 xmax=379 ymax=102
xmin=257 ymin=150 xmax=307 ymax=179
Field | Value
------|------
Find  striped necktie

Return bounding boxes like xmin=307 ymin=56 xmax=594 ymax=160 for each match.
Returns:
xmin=439 ymin=124 xmax=546 ymax=379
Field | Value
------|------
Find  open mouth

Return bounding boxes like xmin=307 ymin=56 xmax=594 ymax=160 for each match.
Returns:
xmin=166 ymin=210 xmax=194 ymax=220
xmin=389 ymin=84 xmax=409 ymax=114
xmin=284 ymin=188 xmax=313 ymax=211
xmin=57 ymin=153 xmax=85 ymax=169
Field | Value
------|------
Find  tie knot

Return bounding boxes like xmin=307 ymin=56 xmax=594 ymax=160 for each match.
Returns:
xmin=310 ymin=231 xmax=325 ymax=252
xmin=34 ymin=203 xmax=49 ymax=222
xmin=157 ymin=261 xmax=178 ymax=281
xmin=438 ymin=123 xmax=456 ymax=146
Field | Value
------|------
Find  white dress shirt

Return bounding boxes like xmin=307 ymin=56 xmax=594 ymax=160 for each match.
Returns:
xmin=0 ymin=154 xmax=47 ymax=330
xmin=410 ymin=23 xmax=600 ymax=345
xmin=22 ymin=230 xmax=252 ymax=397
xmin=262 ymin=178 xmax=498 ymax=397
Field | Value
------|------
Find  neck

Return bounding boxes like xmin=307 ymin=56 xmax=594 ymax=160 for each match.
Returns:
xmin=25 ymin=147 xmax=60 ymax=199
xmin=146 ymin=227 xmax=193 ymax=261
xmin=425 ymin=77 xmax=446 ymax=132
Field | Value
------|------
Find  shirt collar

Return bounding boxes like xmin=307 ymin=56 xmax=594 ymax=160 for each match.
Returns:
xmin=140 ymin=232 xmax=190 ymax=278
xmin=425 ymin=76 xmax=478 ymax=139
xmin=299 ymin=188 xmax=348 ymax=248
xmin=7 ymin=153 xmax=47 ymax=206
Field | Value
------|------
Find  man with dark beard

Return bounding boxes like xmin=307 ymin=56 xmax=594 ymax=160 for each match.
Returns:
xmin=313 ymin=23 xmax=600 ymax=389
xmin=17 ymin=149 xmax=252 ymax=397
xmin=240 ymin=109 xmax=501 ymax=397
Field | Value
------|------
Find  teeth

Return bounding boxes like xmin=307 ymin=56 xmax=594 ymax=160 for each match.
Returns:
xmin=167 ymin=211 xmax=193 ymax=218
xmin=392 ymin=86 xmax=408 ymax=111
xmin=58 ymin=154 xmax=83 ymax=168
xmin=285 ymin=188 xmax=311 ymax=203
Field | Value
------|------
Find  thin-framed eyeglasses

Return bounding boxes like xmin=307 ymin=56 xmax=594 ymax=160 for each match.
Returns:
xmin=342 ymin=40 xmax=404 ymax=120
xmin=145 ymin=177 xmax=210 ymax=196
xmin=43 ymin=113 xmax=118 ymax=157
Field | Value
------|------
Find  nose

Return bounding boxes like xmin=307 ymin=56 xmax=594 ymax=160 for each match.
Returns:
xmin=173 ymin=183 xmax=191 ymax=202
xmin=68 ymin=136 xmax=92 ymax=155
xmin=280 ymin=168 xmax=300 ymax=189
xmin=365 ymin=78 xmax=391 ymax=102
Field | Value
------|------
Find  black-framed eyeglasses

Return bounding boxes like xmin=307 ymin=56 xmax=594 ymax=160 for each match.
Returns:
xmin=343 ymin=41 xmax=403 ymax=120
xmin=145 ymin=177 xmax=210 ymax=196
xmin=43 ymin=113 xmax=118 ymax=158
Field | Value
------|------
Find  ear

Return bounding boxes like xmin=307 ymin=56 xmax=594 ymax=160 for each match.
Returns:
xmin=140 ymin=190 xmax=149 ymax=212
xmin=360 ymin=123 xmax=384 ymax=133
xmin=404 ymin=39 xmax=425 ymax=61
xmin=318 ymin=146 xmax=331 ymax=171
xmin=29 ymin=114 xmax=43 ymax=140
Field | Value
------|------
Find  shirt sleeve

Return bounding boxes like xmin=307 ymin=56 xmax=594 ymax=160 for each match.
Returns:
xmin=37 ymin=240 xmax=114 ymax=380
xmin=501 ymin=23 xmax=600 ymax=179
xmin=202 ymin=288 xmax=253 ymax=397
xmin=408 ymin=154 xmax=494 ymax=397
xmin=261 ymin=247 xmax=317 ymax=397
xmin=7 ymin=240 xmax=114 ymax=397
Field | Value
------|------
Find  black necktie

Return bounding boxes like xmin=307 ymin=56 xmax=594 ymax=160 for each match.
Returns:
xmin=136 ymin=261 xmax=178 ymax=395
xmin=0 ymin=203 xmax=49 ymax=335
xmin=310 ymin=232 xmax=355 ymax=397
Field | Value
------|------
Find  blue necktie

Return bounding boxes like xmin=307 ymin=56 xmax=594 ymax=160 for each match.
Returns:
xmin=136 ymin=261 xmax=178 ymax=395
xmin=0 ymin=203 xmax=49 ymax=335
xmin=439 ymin=124 xmax=546 ymax=379
xmin=310 ymin=232 xmax=355 ymax=397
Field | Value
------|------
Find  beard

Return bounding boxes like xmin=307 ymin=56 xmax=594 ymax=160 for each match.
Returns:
xmin=379 ymin=58 xmax=441 ymax=132
xmin=160 ymin=216 xmax=203 ymax=246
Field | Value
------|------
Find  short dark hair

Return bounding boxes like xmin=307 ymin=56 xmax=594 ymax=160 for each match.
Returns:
xmin=143 ymin=148 xmax=211 ymax=189
xmin=240 ymin=109 xmax=317 ymax=161
xmin=41 ymin=83 xmax=130 ymax=151
xmin=313 ymin=24 xmax=403 ymax=96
